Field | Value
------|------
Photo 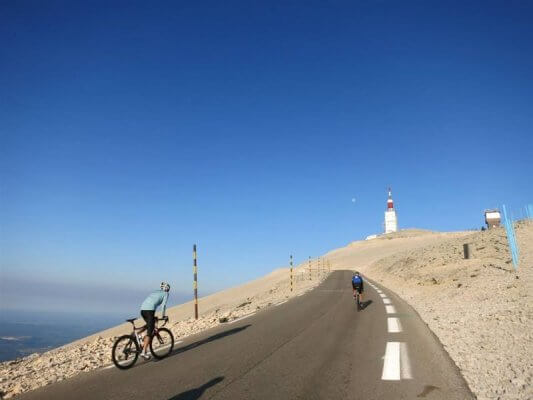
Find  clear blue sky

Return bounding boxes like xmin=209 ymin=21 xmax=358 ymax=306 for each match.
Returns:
xmin=1 ymin=1 xmax=532 ymax=316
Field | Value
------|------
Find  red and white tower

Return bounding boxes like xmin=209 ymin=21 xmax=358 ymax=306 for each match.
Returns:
xmin=384 ymin=187 xmax=398 ymax=233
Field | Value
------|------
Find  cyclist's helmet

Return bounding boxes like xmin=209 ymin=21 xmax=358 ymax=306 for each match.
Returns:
xmin=160 ymin=282 xmax=171 ymax=292
xmin=354 ymin=271 xmax=360 ymax=276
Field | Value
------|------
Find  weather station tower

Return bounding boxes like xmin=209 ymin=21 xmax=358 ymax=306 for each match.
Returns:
xmin=384 ymin=187 xmax=398 ymax=234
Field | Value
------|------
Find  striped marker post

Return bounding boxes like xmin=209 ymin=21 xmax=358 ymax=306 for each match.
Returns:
xmin=290 ymin=254 xmax=293 ymax=292
xmin=193 ymin=244 xmax=199 ymax=319
xmin=308 ymin=256 xmax=311 ymax=280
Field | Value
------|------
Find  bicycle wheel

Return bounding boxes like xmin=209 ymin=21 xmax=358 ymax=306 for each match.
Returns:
xmin=112 ymin=335 xmax=139 ymax=369
xmin=150 ymin=328 xmax=174 ymax=359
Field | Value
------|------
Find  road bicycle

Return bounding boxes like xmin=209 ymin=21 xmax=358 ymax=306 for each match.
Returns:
xmin=111 ymin=316 xmax=174 ymax=369
xmin=354 ymin=291 xmax=362 ymax=311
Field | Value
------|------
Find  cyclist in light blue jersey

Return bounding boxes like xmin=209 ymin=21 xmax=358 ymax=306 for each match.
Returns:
xmin=140 ymin=282 xmax=170 ymax=359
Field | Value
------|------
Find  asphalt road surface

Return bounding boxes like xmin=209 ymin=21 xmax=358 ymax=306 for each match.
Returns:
xmin=16 ymin=271 xmax=474 ymax=400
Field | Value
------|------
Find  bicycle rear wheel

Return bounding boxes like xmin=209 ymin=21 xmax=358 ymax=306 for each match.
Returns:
xmin=112 ymin=335 xmax=139 ymax=369
xmin=150 ymin=328 xmax=174 ymax=359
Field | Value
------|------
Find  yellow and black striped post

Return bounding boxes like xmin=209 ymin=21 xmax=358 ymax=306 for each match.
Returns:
xmin=290 ymin=254 xmax=293 ymax=292
xmin=308 ymin=256 xmax=311 ymax=280
xmin=193 ymin=244 xmax=198 ymax=320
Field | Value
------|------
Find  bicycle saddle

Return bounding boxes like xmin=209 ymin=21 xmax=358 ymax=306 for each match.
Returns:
xmin=126 ymin=318 xmax=136 ymax=323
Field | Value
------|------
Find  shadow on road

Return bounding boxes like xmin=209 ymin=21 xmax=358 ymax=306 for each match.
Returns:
xmin=360 ymin=299 xmax=373 ymax=310
xmin=167 ymin=376 xmax=224 ymax=400
xmin=170 ymin=324 xmax=251 ymax=357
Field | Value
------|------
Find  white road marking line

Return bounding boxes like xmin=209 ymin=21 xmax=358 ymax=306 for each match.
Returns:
xmin=379 ymin=293 xmax=387 ymax=298
xmin=276 ymin=300 xmax=288 ymax=306
xmin=387 ymin=317 xmax=402 ymax=333
xmin=156 ymin=339 xmax=184 ymax=352
xmin=383 ymin=298 xmax=392 ymax=305
xmin=104 ymin=364 xmax=114 ymax=370
xmin=385 ymin=305 xmax=396 ymax=314
xmin=382 ymin=342 xmax=401 ymax=380
xmin=400 ymin=342 xmax=413 ymax=379
xmin=228 ymin=312 xmax=256 ymax=324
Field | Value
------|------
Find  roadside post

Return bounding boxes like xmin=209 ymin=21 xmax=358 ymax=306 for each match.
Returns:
xmin=308 ymin=256 xmax=311 ymax=280
xmin=463 ymin=243 xmax=470 ymax=259
xmin=290 ymin=254 xmax=293 ymax=292
xmin=193 ymin=244 xmax=199 ymax=319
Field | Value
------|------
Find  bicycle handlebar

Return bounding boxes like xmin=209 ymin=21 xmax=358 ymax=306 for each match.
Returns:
xmin=126 ymin=315 xmax=169 ymax=329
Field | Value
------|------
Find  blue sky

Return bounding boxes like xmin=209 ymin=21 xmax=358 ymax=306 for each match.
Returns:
xmin=1 ymin=1 xmax=532 ymax=316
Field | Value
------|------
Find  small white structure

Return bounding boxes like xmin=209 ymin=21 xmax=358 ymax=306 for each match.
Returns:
xmin=484 ymin=209 xmax=501 ymax=229
xmin=384 ymin=187 xmax=398 ymax=234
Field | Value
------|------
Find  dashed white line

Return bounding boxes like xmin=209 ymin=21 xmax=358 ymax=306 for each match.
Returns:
xmin=400 ymin=342 xmax=413 ymax=379
xmin=383 ymin=298 xmax=392 ymax=305
xmin=379 ymin=293 xmax=387 ymax=298
xmin=382 ymin=342 xmax=401 ymax=380
xmin=385 ymin=305 xmax=396 ymax=314
xmin=387 ymin=317 xmax=402 ymax=333
xmin=382 ymin=342 xmax=412 ymax=380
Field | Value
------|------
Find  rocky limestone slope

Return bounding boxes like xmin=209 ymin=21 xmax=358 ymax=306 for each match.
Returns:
xmin=362 ymin=223 xmax=533 ymax=400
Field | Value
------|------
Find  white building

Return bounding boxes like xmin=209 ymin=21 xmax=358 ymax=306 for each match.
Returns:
xmin=384 ymin=187 xmax=398 ymax=233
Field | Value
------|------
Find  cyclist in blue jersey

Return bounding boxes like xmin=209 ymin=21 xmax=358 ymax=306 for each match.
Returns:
xmin=351 ymin=271 xmax=364 ymax=302
xmin=140 ymin=282 xmax=170 ymax=359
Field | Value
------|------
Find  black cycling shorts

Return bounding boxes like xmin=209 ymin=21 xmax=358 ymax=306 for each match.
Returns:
xmin=352 ymin=282 xmax=364 ymax=293
xmin=141 ymin=310 xmax=155 ymax=337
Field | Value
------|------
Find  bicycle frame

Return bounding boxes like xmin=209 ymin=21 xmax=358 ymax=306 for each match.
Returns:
xmin=128 ymin=317 xmax=169 ymax=349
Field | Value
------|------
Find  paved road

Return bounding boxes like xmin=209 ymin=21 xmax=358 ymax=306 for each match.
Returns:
xmin=17 ymin=271 xmax=474 ymax=400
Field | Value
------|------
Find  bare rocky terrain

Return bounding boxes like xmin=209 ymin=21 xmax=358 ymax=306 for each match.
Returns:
xmin=356 ymin=224 xmax=533 ymax=400
xmin=2 ymin=223 xmax=531 ymax=399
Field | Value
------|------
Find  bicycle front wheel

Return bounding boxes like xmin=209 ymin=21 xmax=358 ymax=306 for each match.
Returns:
xmin=150 ymin=328 xmax=174 ymax=359
xmin=112 ymin=335 xmax=139 ymax=369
